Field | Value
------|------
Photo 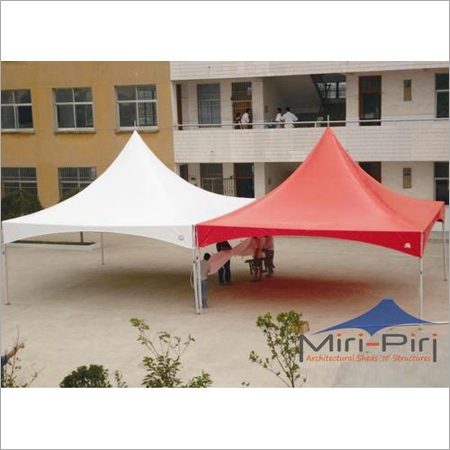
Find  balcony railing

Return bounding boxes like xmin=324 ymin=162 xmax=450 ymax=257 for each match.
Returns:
xmin=174 ymin=117 xmax=449 ymax=130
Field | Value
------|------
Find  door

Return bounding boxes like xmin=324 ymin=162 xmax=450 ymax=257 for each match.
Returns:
xmin=232 ymin=82 xmax=252 ymax=128
xmin=359 ymin=76 xmax=381 ymax=126
xmin=234 ymin=163 xmax=254 ymax=198
xmin=176 ymin=84 xmax=183 ymax=130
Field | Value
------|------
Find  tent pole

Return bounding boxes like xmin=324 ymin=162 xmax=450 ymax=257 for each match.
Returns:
xmin=196 ymin=247 xmax=203 ymax=315
xmin=192 ymin=248 xmax=200 ymax=314
xmin=418 ymin=257 xmax=424 ymax=320
xmin=3 ymin=244 xmax=11 ymax=305
xmin=442 ymin=221 xmax=447 ymax=281
xmin=100 ymin=233 xmax=105 ymax=266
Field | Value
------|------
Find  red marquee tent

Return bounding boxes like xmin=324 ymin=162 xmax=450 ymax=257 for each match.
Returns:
xmin=196 ymin=128 xmax=447 ymax=317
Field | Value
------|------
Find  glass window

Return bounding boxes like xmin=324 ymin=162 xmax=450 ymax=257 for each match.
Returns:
xmin=359 ymin=162 xmax=382 ymax=182
xmin=58 ymin=167 xmax=97 ymax=198
xmin=403 ymin=167 xmax=412 ymax=189
xmin=1 ymin=167 xmax=38 ymax=196
xmin=403 ymin=80 xmax=412 ymax=101
xmin=1 ymin=89 xmax=34 ymax=130
xmin=434 ymin=162 xmax=449 ymax=205
xmin=197 ymin=84 xmax=221 ymax=125
xmin=436 ymin=74 xmax=449 ymax=119
xmin=54 ymin=87 xmax=94 ymax=129
xmin=116 ymin=85 xmax=157 ymax=128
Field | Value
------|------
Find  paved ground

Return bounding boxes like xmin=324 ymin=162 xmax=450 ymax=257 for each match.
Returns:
xmin=1 ymin=233 xmax=448 ymax=387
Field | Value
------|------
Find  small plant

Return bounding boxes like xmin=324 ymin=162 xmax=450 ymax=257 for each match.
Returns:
xmin=60 ymin=365 xmax=127 ymax=388
xmin=130 ymin=318 xmax=212 ymax=388
xmin=1 ymin=335 xmax=39 ymax=388
xmin=249 ymin=311 xmax=307 ymax=388
xmin=1 ymin=190 xmax=42 ymax=220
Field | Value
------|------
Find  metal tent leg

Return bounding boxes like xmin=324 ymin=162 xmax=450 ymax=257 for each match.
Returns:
xmin=442 ymin=221 xmax=447 ymax=281
xmin=192 ymin=249 xmax=200 ymax=314
xmin=100 ymin=233 xmax=105 ymax=265
xmin=418 ymin=257 xmax=424 ymax=320
xmin=3 ymin=244 xmax=11 ymax=305
xmin=196 ymin=248 xmax=203 ymax=314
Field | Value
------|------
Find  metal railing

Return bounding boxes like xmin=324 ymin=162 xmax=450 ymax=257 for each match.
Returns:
xmin=174 ymin=116 xmax=449 ymax=130
xmin=201 ymin=177 xmax=235 ymax=196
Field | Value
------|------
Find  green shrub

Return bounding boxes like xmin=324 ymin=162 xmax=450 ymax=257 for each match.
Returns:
xmin=59 ymin=365 xmax=127 ymax=388
xmin=1 ymin=190 xmax=42 ymax=220
xmin=249 ymin=311 xmax=307 ymax=388
xmin=59 ymin=186 xmax=83 ymax=202
xmin=130 ymin=318 xmax=212 ymax=388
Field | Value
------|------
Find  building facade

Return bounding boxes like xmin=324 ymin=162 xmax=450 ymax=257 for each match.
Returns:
xmin=170 ymin=61 xmax=449 ymax=229
xmin=1 ymin=61 xmax=174 ymax=207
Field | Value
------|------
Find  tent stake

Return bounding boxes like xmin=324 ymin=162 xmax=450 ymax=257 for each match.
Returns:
xmin=100 ymin=233 xmax=105 ymax=265
xmin=3 ymin=244 xmax=11 ymax=305
xmin=442 ymin=221 xmax=447 ymax=281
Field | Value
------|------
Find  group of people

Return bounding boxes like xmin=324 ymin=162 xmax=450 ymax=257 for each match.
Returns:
xmin=250 ymin=236 xmax=275 ymax=282
xmin=273 ymin=107 xmax=299 ymax=128
xmin=234 ymin=108 xmax=252 ymax=129
xmin=197 ymin=237 xmax=275 ymax=308
xmin=234 ymin=107 xmax=299 ymax=130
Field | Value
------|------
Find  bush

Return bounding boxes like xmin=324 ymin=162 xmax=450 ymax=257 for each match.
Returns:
xmin=60 ymin=365 xmax=127 ymax=388
xmin=59 ymin=186 xmax=83 ymax=202
xmin=1 ymin=190 xmax=42 ymax=220
xmin=249 ymin=311 xmax=307 ymax=388
xmin=130 ymin=318 xmax=212 ymax=388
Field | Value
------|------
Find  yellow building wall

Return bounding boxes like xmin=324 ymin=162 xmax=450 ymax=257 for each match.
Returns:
xmin=1 ymin=61 xmax=174 ymax=207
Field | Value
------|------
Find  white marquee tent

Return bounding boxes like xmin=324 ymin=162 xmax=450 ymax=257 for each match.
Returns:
xmin=1 ymin=132 xmax=253 ymax=312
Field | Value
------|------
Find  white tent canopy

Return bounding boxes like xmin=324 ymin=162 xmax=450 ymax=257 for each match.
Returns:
xmin=2 ymin=131 xmax=253 ymax=248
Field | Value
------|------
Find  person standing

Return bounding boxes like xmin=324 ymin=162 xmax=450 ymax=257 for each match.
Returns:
xmin=234 ymin=111 xmax=242 ymax=130
xmin=200 ymin=253 xmax=211 ymax=308
xmin=263 ymin=236 xmax=275 ymax=276
xmin=274 ymin=107 xmax=283 ymax=128
xmin=216 ymin=241 xmax=232 ymax=285
xmin=282 ymin=107 xmax=298 ymax=129
xmin=241 ymin=108 xmax=251 ymax=129
xmin=251 ymin=237 xmax=264 ymax=282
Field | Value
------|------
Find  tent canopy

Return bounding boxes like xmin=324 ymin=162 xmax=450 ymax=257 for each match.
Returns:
xmin=197 ymin=128 xmax=445 ymax=257
xmin=2 ymin=132 xmax=253 ymax=248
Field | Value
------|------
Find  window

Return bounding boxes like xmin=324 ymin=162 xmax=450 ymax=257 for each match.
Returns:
xmin=317 ymin=81 xmax=346 ymax=99
xmin=1 ymin=89 xmax=33 ymax=130
xmin=179 ymin=164 xmax=189 ymax=181
xmin=403 ymin=167 xmax=412 ymax=189
xmin=200 ymin=163 xmax=224 ymax=194
xmin=434 ymin=162 xmax=449 ymax=205
xmin=1 ymin=167 xmax=37 ymax=196
xmin=58 ymin=167 xmax=96 ymax=198
xmin=54 ymin=88 xmax=94 ymax=129
xmin=359 ymin=76 xmax=382 ymax=126
xmin=403 ymin=80 xmax=412 ymax=101
xmin=359 ymin=162 xmax=382 ymax=182
xmin=436 ymin=74 xmax=449 ymax=118
xmin=116 ymin=85 xmax=157 ymax=129
xmin=197 ymin=84 xmax=221 ymax=125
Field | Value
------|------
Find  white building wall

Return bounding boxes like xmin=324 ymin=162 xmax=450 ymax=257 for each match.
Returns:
xmin=174 ymin=123 xmax=449 ymax=163
xmin=346 ymin=68 xmax=449 ymax=122
xmin=171 ymin=61 xmax=448 ymax=81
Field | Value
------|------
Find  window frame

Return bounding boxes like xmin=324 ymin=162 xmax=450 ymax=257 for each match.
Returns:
xmin=53 ymin=87 xmax=95 ymax=132
xmin=435 ymin=73 xmax=449 ymax=119
xmin=115 ymin=85 xmax=158 ymax=131
xmin=1 ymin=89 xmax=34 ymax=132
xmin=434 ymin=162 xmax=449 ymax=205
xmin=197 ymin=83 xmax=221 ymax=126
xmin=1 ymin=167 xmax=38 ymax=196
xmin=57 ymin=166 xmax=97 ymax=198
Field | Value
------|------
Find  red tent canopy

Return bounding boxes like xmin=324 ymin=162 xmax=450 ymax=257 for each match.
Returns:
xmin=197 ymin=128 xmax=445 ymax=257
